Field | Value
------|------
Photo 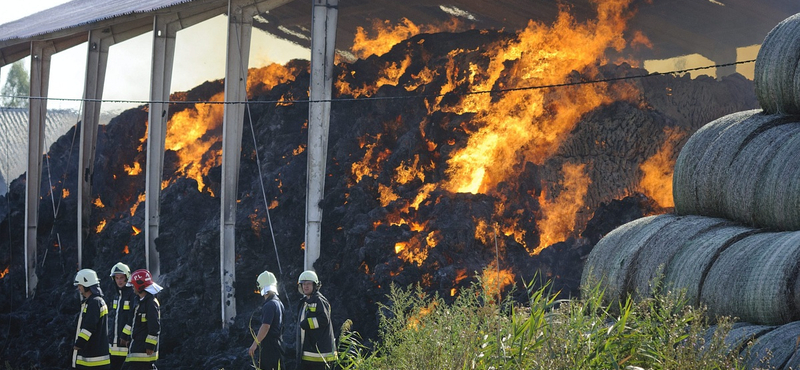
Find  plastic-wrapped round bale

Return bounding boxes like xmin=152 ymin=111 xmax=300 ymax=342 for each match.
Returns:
xmin=627 ymin=215 xmax=727 ymax=300
xmin=674 ymin=111 xmax=800 ymax=230
xmin=754 ymin=13 xmax=800 ymax=115
xmin=664 ymin=223 xmax=757 ymax=306
xmin=701 ymin=231 xmax=800 ymax=325
xmin=673 ymin=109 xmax=758 ymax=216
xmin=704 ymin=322 xmax=776 ymax=354
xmin=742 ymin=321 xmax=800 ymax=370
xmin=580 ymin=214 xmax=676 ymax=307
xmin=754 ymin=131 xmax=800 ymax=230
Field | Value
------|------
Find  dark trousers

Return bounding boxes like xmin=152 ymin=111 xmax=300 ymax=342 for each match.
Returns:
xmin=110 ymin=355 xmax=126 ymax=370
xmin=120 ymin=362 xmax=157 ymax=370
xmin=76 ymin=365 xmax=110 ymax=370
xmin=296 ymin=361 xmax=330 ymax=370
xmin=257 ymin=338 xmax=285 ymax=370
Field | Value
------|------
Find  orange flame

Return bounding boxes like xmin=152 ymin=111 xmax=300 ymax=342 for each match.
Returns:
xmin=122 ymin=245 xmax=130 ymax=254
xmin=0 ymin=266 xmax=8 ymax=279
xmin=96 ymin=219 xmax=107 ymax=234
xmin=130 ymin=193 xmax=146 ymax=217
xmin=639 ymin=127 xmax=683 ymax=208
xmin=62 ymin=188 xmax=70 ymax=198
xmin=131 ymin=226 xmax=141 ymax=235
xmin=482 ymin=263 xmax=515 ymax=300
xmin=352 ymin=18 xmax=463 ymax=59
xmin=93 ymin=197 xmax=105 ymax=208
xmin=124 ymin=162 xmax=142 ymax=176
xmin=536 ymin=163 xmax=591 ymax=254
xmin=394 ymin=232 xmax=431 ymax=266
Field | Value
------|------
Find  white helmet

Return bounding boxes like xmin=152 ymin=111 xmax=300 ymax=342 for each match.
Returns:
xmin=297 ymin=270 xmax=321 ymax=294
xmin=257 ymin=271 xmax=278 ymax=296
xmin=109 ymin=262 xmax=131 ymax=279
xmin=74 ymin=269 xmax=100 ymax=287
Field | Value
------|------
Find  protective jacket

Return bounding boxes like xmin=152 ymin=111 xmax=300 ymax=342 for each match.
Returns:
xmin=126 ymin=292 xmax=160 ymax=364
xmin=108 ymin=284 xmax=136 ymax=357
xmin=296 ymin=292 xmax=336 ymax=364
xmin=73 ymin=292 xmax=110 ymax=368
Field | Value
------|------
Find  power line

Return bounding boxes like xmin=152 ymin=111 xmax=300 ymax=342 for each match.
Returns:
xmin=0 ymin=59 xmax=756 ymax=107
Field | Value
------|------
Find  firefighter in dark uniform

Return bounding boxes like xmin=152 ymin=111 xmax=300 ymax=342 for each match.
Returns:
xmin=296 ymin=270 xmax=336 ymax=370
xmin=123 ymin=269 xmax=162 ymax=370
xmin=108 ymin=262 xmax=136 ymax=370
xmin=248 ymin=270 xmax=285 ymax=370
xmin=73 ymin=269 xmax=111 ymax=369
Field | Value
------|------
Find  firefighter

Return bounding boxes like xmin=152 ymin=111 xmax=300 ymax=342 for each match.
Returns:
xmin=248 ymin=270 xmax=285 ymax=370
xmin=108 ymin=262 xmax=136 ymax=370
xmin=73 ymin=268 xmax=111 ymax=369
xmin=295 ymin=270 xmax=336 ymax=370
xmin=123 ymin=269 xmax=162 ymax=370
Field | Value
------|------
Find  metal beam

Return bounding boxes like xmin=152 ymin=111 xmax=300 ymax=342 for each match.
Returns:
xmin=144 ymin=15 xmax=182 ymax=281
xmin=24 ymin=40 xmax=55 ymax=298
xmin=220 ymin=0 xmax=258 ymax=328
xmin=305 ymin=0 xmax=338 ymax=270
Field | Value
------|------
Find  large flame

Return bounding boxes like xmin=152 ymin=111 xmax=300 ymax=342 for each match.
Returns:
xmin=537 ymin=163 xmax=591 ymax=253
xmin=639 ymin=127 xmax=683 ymax=208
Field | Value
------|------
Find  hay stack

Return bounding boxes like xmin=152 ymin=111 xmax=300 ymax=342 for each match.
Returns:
xmin=701 ymin=231 xmax=800 ymax=325
xmin=754 ymin=132 xmax=800 ymax=230
xmin=673 ymin=109 xmax=759 ymax=216
xmin=664 ymin=224 xmax=756 ymax=306
xmin=754 ymin=13 xmax=800 ymax=115
xmin=705 ymin=322 xmax=777 ymax=354
xmin=627 ymin=215 xmax=726 ymax=300
xmin=580 ymin=215 xmax=675 ymax=306
xmin=742 ymin=321 xmax=800 ymax=370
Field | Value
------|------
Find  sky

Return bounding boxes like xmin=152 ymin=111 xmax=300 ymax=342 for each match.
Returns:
xmin=0 ymin=0 xmax=310 ymax=113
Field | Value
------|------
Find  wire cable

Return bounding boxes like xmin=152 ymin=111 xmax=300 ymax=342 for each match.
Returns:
xmin=0 ymin=59 xmax=756 ymax=107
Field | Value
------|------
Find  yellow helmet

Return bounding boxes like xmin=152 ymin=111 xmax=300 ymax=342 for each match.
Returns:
xmin=74 ymin=269 xmax=100 ymax=287
xmin=109 ymin=262 xmax=131 ymax=279
xmin=257 ymin=271 xmax=278 ymax=296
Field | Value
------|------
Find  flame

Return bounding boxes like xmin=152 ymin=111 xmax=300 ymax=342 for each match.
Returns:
xmin=482 ymin=263 xmax=515 ymax=300
xmin=639 ymin=127 xmax=683 ymax=208
xmin=0 ymin=266 xmax=8 ymax=279
xmin=123 ymin=245 xmax=130 ymax=254
xmin=536 ymin=163 xmax=591 ymax=254
xmin=249 ymin=212 xmax=266 ymax=237
xmin=96 ymin=219 xmax=107 ymax=234
xmin=292 ymin=144 xmax=306 ymax=156
xmin=131 ymin=226 xmax=141 ymax=235
xmin=247 ymin=63 xmax=298 ymax=97
xmin=93 ymin=197 xmax=105 ymax=208
xmin=352 ymin=18 xmax=463 ymax=59
xmin=407 ymin=301 xmax=437 ymax=330
xmin=124 ymin=162 xmax=142 ymax=175
xmin=62 ymin=188 xmax=70 ymax=198
xmin=394 ymin=155 xmax=427 ymax=185
xmin=130 ymin=193 xmax=146 ymax=217
xmin=268 ymin=200 xmax=279 ymax=210
xmin=350 ymin=134 xmax=391 ymax=183
xmin=379 ymin=184 xmax=399 ymax=207
xmin=394 ymin=232 xmax=431 ymax=266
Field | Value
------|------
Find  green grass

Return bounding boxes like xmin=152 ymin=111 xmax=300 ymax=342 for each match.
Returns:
xmin=336 ymin=279 xmax=746 ymax=370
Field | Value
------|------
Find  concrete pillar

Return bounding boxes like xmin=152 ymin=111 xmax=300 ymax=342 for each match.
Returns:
xmin=23 ymin=41 xmax=55 ymax=298
xmin=220 ymin=0 xmax=258 ymax=327
xmin=305 ymin=0 xmax=338 ymax=270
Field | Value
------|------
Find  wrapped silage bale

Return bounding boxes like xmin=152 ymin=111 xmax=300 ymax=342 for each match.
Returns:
xmin=664 ymin=223 xmax=756 ymax=306
xmin=701 ymin=231 xmax=800 ymax=325
xmin=704 ymin=322 xmax=776 ymax=354
xmin=674 ymin=111 xmax=800 ymax=229
xmin=754 ymin=13 xmax=800 ymax=115
xmin=673 ymin=109 xmax=759 ymax=216
xmin=627 ymin=215 xmax=726 ymax=300
xmin=742 ymin=321 xmax=800 ymax=370
xmin=722 ymin=122 xmax=800 ymax=226
xmin=754 ymin=131 xmax=800 ymax=230
xmin=580 ymin=214 xmax=676 ymax=307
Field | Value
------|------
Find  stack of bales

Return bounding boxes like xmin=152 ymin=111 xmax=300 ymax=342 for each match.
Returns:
xmin=582 ymin=13 xmax=800 ymax=369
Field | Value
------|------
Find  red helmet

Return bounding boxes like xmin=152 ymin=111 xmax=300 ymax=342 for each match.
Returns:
xmin=131 ymin=269 xmax=153 ymax=292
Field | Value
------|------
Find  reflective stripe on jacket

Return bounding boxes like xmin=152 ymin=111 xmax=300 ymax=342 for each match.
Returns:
xmin=73 ymin=293 xmax=110 ymax=368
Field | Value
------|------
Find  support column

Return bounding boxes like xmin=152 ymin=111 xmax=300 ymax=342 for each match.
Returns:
xmin=305 ymin=0 xmax=338 ymax=270
xmin=220 ymin=0 xmax=257 ymax=327
xmin=77 ymin=31 xmax=112 ymax=269
xmin=24 ymin=41 xmax=55 ymax=298
xmin=145 ymin=15 xmax=181 ymax=281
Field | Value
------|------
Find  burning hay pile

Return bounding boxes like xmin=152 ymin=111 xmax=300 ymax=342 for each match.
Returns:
xmin=582 ymin=12 xmax=800 ymax=369
xmin=0 ymin=2 xmax=763 ymax=369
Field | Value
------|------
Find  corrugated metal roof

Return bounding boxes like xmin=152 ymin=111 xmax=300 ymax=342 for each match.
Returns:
xmin=0 ymin=0 xmax=195 ymax=43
